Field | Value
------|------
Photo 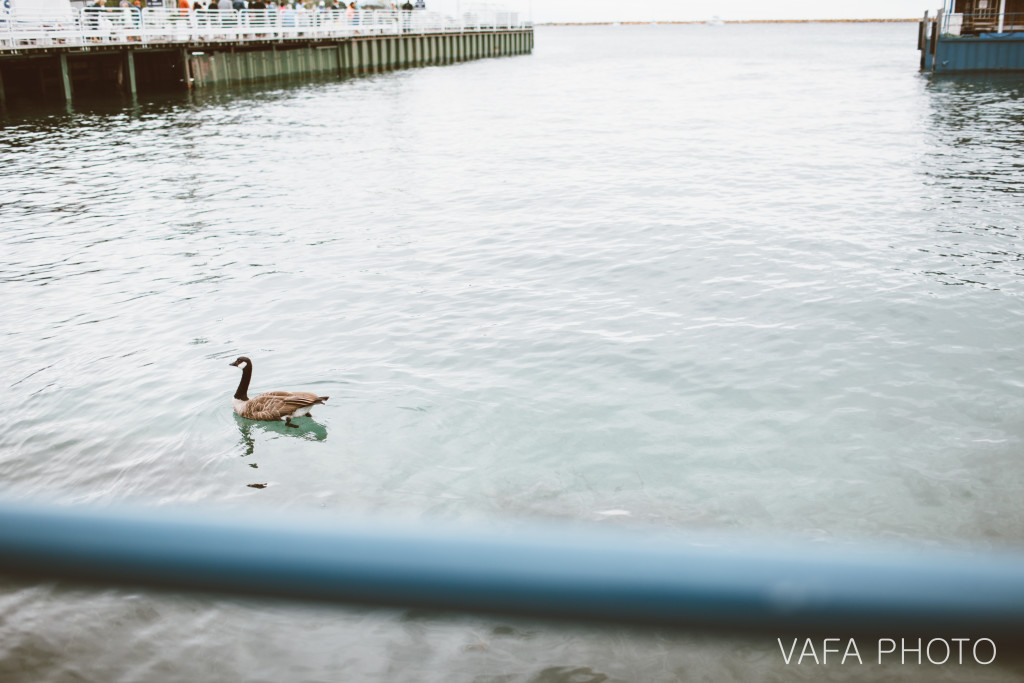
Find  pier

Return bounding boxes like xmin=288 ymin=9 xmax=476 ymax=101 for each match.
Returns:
xmin=0 ymin=7 xmax=533 ymax=105
xmin=919 ymin=3 xmax=1024 ymax=73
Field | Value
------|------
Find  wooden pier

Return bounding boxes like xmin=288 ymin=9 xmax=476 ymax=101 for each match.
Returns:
xmin=0 ymin=8 xmax=533 ymax=105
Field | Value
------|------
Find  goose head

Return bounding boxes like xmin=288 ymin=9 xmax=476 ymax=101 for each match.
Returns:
xmin=230 ymin=356 xmax=252 ymax=369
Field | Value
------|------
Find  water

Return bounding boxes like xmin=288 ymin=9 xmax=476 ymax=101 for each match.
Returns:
xmin=1 ymin=22 xmax=1024 ymax=681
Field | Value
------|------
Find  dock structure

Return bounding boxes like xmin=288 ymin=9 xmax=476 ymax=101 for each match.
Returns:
xmin=920 ymin=2 xmax=1024 ymax=73
xmin=0 ymin=7 xmax=533 ymax=105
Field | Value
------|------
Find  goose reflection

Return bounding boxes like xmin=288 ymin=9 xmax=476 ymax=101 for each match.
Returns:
xmin=234 ymin=412 xmax=328 ymax=457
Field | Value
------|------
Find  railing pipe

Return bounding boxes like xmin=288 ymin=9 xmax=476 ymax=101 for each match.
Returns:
xmin=0 ymin=501 xmax=1022 ymax=638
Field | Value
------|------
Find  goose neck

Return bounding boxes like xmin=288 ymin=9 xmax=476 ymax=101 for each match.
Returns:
xmin=234 ymin=363 xmax=252 ymax=401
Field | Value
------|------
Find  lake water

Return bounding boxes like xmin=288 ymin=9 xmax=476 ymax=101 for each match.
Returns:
xmin=2 ymin=21 xmax=1024 ymax=682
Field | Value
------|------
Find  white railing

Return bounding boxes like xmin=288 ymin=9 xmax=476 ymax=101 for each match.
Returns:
xmin=0 ymin=7 xmax=529 ymax=50
xmin=942 ymin=10 xmax=1024 ymax=36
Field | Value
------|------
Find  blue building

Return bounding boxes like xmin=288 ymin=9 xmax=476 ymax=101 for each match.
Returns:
xmin=920 ymin=0 xmax=1024 ymax=72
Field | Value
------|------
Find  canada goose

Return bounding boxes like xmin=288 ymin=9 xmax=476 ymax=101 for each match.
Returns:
xmin=229 ymin=356 xmax=329 ymax=428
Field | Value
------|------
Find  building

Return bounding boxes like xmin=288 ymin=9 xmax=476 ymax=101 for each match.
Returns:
xmin=919 ymin=0 xmax=1024 ymax=72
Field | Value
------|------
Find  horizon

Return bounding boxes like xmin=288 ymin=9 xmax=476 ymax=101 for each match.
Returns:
xmin=433 ymin=0 xmax=941 ymax=24
xmin=532 ymin=17 xmax=922 ymax=24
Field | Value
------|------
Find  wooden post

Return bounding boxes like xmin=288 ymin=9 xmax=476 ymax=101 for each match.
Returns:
xmin=181 ymin=48 xmax=192 ymax=89
xmin=920 ymin=11 xmax=929 ymax=69
xmin=123 ymin=50 xmax=138 ymax=96
xmin=59 ymin=53 xmax=73 ymax=103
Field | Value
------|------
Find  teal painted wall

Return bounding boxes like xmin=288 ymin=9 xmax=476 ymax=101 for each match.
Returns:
xmin=931 ymin=36 xmax=1024 ymax=72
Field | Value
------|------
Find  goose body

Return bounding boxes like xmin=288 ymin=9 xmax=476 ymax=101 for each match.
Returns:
xmin=230 ymin=356 xmax=328 ymax=428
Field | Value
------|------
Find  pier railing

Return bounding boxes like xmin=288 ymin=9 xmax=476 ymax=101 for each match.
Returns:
xmin=0 ymin=7 xmax=529 ymax=51
xmin=0 ymin=500 xmax=1023 ymax=638
xmin=942 ymin=10 xmax=1024 ymax=36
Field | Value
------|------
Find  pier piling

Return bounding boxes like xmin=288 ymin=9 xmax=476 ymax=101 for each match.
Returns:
xmin=123 ymin=51 xmax=137 ymax=97
xmin=58 ymin=53 xmax=72 ymax=102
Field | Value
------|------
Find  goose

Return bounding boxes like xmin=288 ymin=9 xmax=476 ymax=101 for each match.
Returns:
xmin=229 ymin=356 xmax=329 ymax=428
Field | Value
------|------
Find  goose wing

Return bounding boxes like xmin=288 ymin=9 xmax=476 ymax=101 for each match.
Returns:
xmin=242 ymin=391 xmax=328 ymax=420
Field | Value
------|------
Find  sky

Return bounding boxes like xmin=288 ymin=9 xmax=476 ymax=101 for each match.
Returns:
xmin=446 ymin=0 xmax=940 ymax=24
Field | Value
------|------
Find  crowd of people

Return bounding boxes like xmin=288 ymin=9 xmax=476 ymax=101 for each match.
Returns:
xmin=81 ymin=0 xmax=428 ymax=39
xmin=185 ymin=1 xmax=421 ymax=10
xmin=90 ymin=0 xmax=425 ymax=10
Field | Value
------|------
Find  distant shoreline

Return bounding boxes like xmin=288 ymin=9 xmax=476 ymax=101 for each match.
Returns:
xmin=536 ymin=19 xmax=919 ymax=26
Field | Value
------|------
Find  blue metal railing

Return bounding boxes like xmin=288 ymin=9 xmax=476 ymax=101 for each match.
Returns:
xmin=0 ymin=500 xmax=1022 ymax=637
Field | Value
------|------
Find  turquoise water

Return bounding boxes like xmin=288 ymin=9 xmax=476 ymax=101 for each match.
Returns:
xmin=2 ymin=22 xmax=1024 ymax=681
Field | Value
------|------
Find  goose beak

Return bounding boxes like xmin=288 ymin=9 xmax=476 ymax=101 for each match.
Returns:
xmin=229 ymin=360 xmax=239 ymax=367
